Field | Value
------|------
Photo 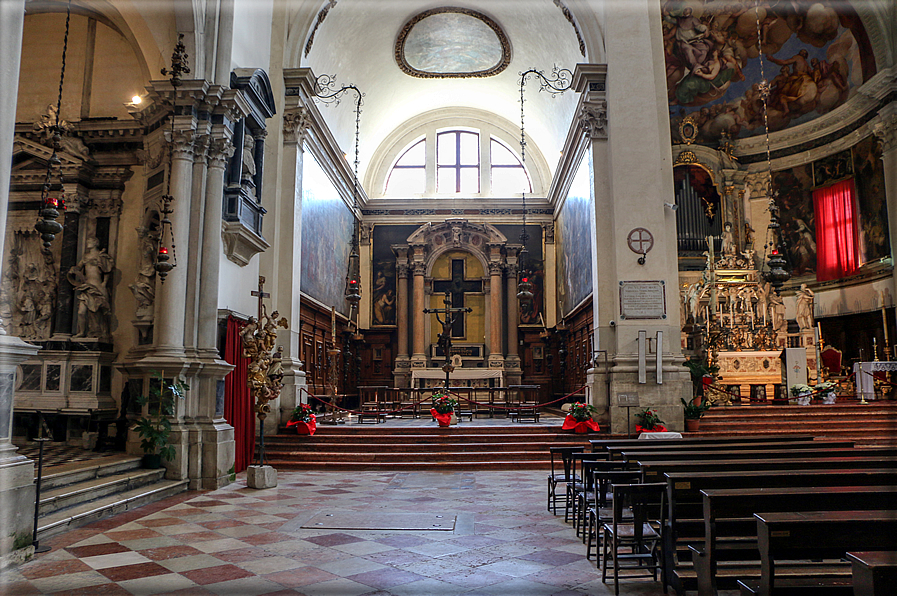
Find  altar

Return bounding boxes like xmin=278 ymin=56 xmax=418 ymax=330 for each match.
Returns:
xmin=411 ymin=368 xmax=503 ymax=388
xmin=852 ymin=361 xmax=897 ymax=401
xmin=715 ymin=350 xmax=782 ymax=402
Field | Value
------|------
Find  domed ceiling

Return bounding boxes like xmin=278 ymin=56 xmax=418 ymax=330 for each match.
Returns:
xmin=664 ymin=0 xmax=876 ymax=146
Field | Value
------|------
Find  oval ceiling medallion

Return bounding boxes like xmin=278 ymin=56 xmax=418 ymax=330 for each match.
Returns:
xmin=395 ymin=7 xmax=511 ymax=79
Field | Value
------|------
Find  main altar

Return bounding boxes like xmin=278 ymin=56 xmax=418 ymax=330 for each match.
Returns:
xmin=682 ymin=241 xmax=818 ymax=403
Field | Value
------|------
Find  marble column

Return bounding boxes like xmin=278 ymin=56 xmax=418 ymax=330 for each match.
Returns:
xmin=873 ymin=105 xmax=897 ymax=303
xmin=154 ymin=126 xmax=196 ymax=357
xmin=184 ymin=128 xmax=210 ymax=354
xmin=488 ymin=261 xmax=504 ymax=368
xmin=0 ymin=0 xmax=41 ymax=559
xmin=394 ymin=249 xmax=411 ymax=384
xmin=505 ymin=258 xmax=521 ymax=378
xmin=411 ymin=261 xmax=427 ymax=367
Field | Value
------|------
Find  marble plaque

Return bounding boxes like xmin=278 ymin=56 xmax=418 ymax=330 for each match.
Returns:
xmin=619 ymin=281 xmax=666 ymax=320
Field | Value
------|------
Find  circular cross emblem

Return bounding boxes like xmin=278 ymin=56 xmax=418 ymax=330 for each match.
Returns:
xmin=627 ymin=228 xmax=654 ymax=255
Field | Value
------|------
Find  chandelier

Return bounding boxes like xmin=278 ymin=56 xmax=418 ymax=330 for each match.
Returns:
xmin=516 ymin=66 xmax=573 ymax=303
xmin=313 ymin=75 xmax=365 ymax=312
xmin=154 ymin=34 xmax=190 ymax=283
xmin=34 ymin=0 xmax=73 ymax=249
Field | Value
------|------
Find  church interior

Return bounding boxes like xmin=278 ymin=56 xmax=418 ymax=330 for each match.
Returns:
xmin=1 ymin=0 xmax=896 ymax=593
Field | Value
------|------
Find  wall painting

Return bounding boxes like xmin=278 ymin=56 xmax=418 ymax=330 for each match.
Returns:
xmin=556 ymin=153 xmax=593 ymax=318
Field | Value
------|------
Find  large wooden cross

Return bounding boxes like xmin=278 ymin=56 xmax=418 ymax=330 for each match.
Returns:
xmin=251 ymin=276 xmax=270 ymax=319
xmin=424 ymin=291 xmax=472 ymax=388
xmin=432 ymin=259 xmax=482 ymax=337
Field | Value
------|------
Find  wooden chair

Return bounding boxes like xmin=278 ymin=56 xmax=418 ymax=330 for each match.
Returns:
xmin=547 ymin=446 xmax=584 ymax=514
xmin=601 ymin=482 xmax=666 ymax=596
xmin=585 ymin=468 xmax=641 ymax=561
xmin=820 ymin=345 xmax=843 ymax=378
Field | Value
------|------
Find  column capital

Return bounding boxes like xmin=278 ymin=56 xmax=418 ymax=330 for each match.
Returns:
xmin=283 ymin=107 xmax=312 ymax=145
xmin=397 ymin=263 xmax=410 ymax=279
xmin=872 ymin=104 xmax=897 ymax=154
xmin=165 ymin=128 xmax=197 ymax=159
xmin=488 ymin=262 xmax=504 ymax=275
xmin=207 ymin=136 xmax=236 ymax=169
xmin=578 ymin=98 xmax=607 ymax=140
xmin=412 ymin=262 xmax=427 ymax=276
xmin=541 ymin=221 xmax=556 ymax=244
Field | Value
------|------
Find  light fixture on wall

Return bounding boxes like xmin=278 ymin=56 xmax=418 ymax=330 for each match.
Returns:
xmin=154 ymin=34 xmax=190 ymax=283
xmin=33 ymin=0 xmax=74 ymax=249
xmin=753 ymin=1 xmax=791 ymax=294
xmin=664 ymin=202 xmax=679 ymax=212
xmin=313 ymin=75 xmax=365 ymax=314
xmin=516 ymin=66 xmax=573 ymax=303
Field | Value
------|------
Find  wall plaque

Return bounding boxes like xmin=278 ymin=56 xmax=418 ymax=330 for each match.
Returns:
xmin=619 ymin=280 xmax=666 ymax=320
xmin=616 ymin=393 xmax=640 ymax=407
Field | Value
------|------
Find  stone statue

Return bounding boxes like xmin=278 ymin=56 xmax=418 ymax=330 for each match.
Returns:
xmin=795 ymin=283 xmax=815 ymax=330
xmin=129 ymin=226 xmax=157 ymax=320
xmin=720 ymin=221 xmax=735 ymax=256
xmin=68 ymin=236 xmax=114 ymax=339
xmin=769 ymin=290 xmax=786 ymax=332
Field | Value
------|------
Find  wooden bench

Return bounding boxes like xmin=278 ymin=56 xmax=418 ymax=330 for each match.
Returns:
xmin=695 ymin=486 xmax=897 ymax=595
xmin=663 ymin=468 xmax=897 ymax=595
xmin=740 ymin=510 xmax=897 ymax=595
xmin=589 ymin=434 xmax=817 ymax=454
xmin=606 ymin=440 xmax=855 ymax=461
xmin=847 ymin=551 xmax=897 ymax=596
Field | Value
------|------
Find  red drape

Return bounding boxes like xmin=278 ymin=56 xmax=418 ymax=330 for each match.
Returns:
xmin=814 ymin=178 xmax=859 ymax=282
xmin=224 ymin=316 xmax=254 ymax=473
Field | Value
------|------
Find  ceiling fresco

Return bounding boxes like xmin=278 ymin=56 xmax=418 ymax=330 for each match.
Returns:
xmin=664 ymin=0 xmax=876 ymax=146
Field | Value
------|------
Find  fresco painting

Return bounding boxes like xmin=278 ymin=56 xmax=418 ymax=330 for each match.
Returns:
xmin=852 ymin=136 xmax=889 ymax=263
xmin=664 ymin=0 xmax=875 ymax=145
xmin=556 ymin=154 xmax=593 ymax=317
xmin=300 ymin=152 xmax=354 ymax=316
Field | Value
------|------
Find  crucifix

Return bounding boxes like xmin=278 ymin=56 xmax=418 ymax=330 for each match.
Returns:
xmin=432 ymin=259 xmax=482 ymax=337
xmin=424 ymin=291 xmax=472 ymax=389
xmin=251 ymin=276 xmax=270 ymax=319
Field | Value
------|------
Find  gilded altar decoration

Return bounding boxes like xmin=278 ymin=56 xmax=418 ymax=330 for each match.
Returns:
xmin=240 ymin=277 xmax=289 ymax=421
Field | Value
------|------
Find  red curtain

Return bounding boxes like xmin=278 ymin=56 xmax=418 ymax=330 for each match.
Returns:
xmin=224 ymin=316 xmax=254 ymax=473
xmin=813 ymin=178 xmax=859 ymax=282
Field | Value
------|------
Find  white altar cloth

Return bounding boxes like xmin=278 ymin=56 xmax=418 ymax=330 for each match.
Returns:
xmin=852 ymin=361 xmax=897 ymax=400
xmin=411 ymin=369 xmax=503 ymax=387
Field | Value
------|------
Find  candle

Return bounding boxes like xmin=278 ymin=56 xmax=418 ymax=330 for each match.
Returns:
xmin=331 ymin=306 xmax=336 ymax=340
xmin=882 ymin=305 xmax=890 ymax=346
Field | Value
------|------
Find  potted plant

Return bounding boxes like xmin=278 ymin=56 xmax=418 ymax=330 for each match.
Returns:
xmin=790 ymin=383 xmax=813 ymax=405
xmin=815 ymin=381 xmax=838 ymax=404
xmin=635 ymin=408 xmax=667 ymax=433
xmin=683 ymin=355 xmax=720 ymax=400
xmin=681 ymin=397 xmax=711 ymax=432
xmin=134 ymin=372 xmax=188 ymax=469
xmin=561 ymin=401 xmax=601 ymax=433
xmin=430 ymin=391 xmax=458 ymax=427
xmin=286 ymin=403 xmax=317 ymax=435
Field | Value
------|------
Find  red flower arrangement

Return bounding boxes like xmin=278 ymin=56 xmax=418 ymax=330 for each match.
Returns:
xmin=286 ymin=403 xmax=316 ymax=435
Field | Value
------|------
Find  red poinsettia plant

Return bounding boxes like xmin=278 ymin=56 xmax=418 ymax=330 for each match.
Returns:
xmin=286 ymin=403 xmax=316 ymax=435
xmin=562 ymin=401 xmax=600 ymax=433
xmin=635 ymin=407 xmax=666 ymax=433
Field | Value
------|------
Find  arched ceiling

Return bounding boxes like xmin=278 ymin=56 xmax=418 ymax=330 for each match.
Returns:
xmin=299 ymin=0 xmax=588 ymax=187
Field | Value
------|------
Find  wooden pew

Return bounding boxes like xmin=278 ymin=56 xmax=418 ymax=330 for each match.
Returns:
xmin=847 ymin=551 xmax=897 ymax=596
xmin=741 ymin=510 xmax=897 ymax=595
xmin=695 ymin=485 xmax=897 ymax=595
xmin=663 ymin=468 xmax=897 ymax=595
xmin=590 ymin=434 xmax=816 ymax=454
xmin=622 ymin=444 xmax=876 ymax=466
xmin=606 ymin=440 xmax=855 ymax=460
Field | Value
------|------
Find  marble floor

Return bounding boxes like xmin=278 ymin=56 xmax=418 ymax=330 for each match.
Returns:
xmin=0 ymin=469 xmax=690 ymax=596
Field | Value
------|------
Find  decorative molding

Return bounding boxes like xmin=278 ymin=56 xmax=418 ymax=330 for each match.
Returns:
xmin=207 ymin=137 xmax=236 ymax=169
xmin=541 ymin=221 xmax=555 ymax=244
xmin=395 ymin=7 xmax=511 ymax=79
xmin=553 ymin=0 xmax=586 ymax=57
xmin=305 ymin=0 xmax=337 ymax=57
xmin=221 ymin=221 xmax=270 ymax=266
xmin=578 ymin=99 xmax=607 ymax=140
xmin=872 ymin=103 xmax=897 ymax=153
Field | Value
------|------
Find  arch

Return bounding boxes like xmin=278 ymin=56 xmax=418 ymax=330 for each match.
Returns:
xmin=405 ymin=220 xmax=507 ymax=277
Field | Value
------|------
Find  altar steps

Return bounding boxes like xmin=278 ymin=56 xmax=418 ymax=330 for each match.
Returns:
xmin=262 ymin=425 xmax=599 ymax=470
xmin=692 ymin=401 xmax=897 ymax=447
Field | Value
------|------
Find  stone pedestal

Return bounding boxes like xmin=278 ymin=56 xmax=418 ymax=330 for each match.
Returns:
xmin=0 ymin=335 xmax=41 ymax=561
xmin=246 ymin=464 xmax=277 ymax=489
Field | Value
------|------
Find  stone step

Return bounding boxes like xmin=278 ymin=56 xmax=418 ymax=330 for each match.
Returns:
xmin=267 ymin=460 xmax=553 ymax=471
xmin=262 ymin=441 xmax=589 ymax=453
xmin=37 ymin=479 xmax=188 ymax=540
xmin=39 ymin=468 xmax=167 ymax=516
xmin=262 ymin=449 xmax=557 ymax=463
xmin=38 ymin=454 xmax=143 ymax=490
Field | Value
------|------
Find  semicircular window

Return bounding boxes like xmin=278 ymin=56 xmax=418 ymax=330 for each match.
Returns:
xmin=396 ymin=7 xmax=511 ymax=78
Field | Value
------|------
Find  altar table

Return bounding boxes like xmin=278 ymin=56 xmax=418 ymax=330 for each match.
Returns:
xmin=852 ymin=361 xmax=897 ymax=401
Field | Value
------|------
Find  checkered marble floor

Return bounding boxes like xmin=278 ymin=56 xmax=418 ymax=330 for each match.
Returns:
xmin=1 ymin=471 xmax=688 ymax=595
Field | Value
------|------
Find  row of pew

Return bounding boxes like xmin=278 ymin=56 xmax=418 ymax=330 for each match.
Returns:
xmin=552 ymin=433 xmax=897 ymax=595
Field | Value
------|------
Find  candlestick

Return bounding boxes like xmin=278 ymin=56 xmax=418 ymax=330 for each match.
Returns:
xmin=331 ymin=306 xmax=336 ymax=340
xmin=882 ymin=305 xmax=890 ymax=346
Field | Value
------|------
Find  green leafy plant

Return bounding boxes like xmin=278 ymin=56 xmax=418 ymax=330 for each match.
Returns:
xmin=431 ymin=391 xmax=458 ymax=414
xmin=815 ymin=381 xmax=837 ymax=393
xmin=568 ymin=401 xmax=597 ymax=422
xmin=790 ymin=383 xmax=813 ymax=397
xmin=681 ymin=397 xmax=711 ymax=420
xmin=134 ymin=372 xmax=188 ymax=462
xmin=290 ymin=403 xmax=315 ymax=423
xmin=636 ymin=408 xmax=664 ymax=430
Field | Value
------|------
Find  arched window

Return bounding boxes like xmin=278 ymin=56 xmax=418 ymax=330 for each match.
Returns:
xmin=437 ymin=130 xmax=479 ymax=193
xmin=384 ymin=137 xmax=425 ymax=196
xmin=490 ymin=137 xmax=530 ymax=194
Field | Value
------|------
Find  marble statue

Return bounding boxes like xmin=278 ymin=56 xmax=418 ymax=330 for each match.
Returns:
xmin=129 ymin=226 xmax=157 ymax=320
xmin=68 ymin=236 xmax=114 ymax=339
xmin=795 ymin=283 xmax=815 ymax=330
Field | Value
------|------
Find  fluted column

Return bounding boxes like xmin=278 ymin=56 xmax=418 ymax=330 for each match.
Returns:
xmin=154 ymin=126 xmax=196 ymax=357
xmin=184 ymin=130 xmax=209 ymax=353
xmin=197 ymin=136 xmax=235 ymax=354
xmin=411 ymin=261 xmax=427 ymax=368
xmin=873 ymin=106 xmax=897 ymax=304
xmin=488 ymin=261 xmax=504 ymax=367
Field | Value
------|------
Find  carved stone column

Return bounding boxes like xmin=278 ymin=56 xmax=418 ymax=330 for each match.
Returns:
xmin=184 ymin=129 xmax=210 ymax=353
xmin=873 ymin=105 xmax=897 ymax=303
xmin=154 ymin=126 xmax=196 ymax=357
xmin=488 ymin=257 xmax=504 ymax=369
xmin=411 ymin=259 xmax=427 ymax=369
xmin=505 ymin=254 xmax=521 ymax=381
xmin=394 ymin=245 xmax=411 ymax=384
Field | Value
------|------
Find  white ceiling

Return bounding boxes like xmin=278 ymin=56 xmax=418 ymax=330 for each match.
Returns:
xmin=305 ymin=0 xmax=587 ymax=185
